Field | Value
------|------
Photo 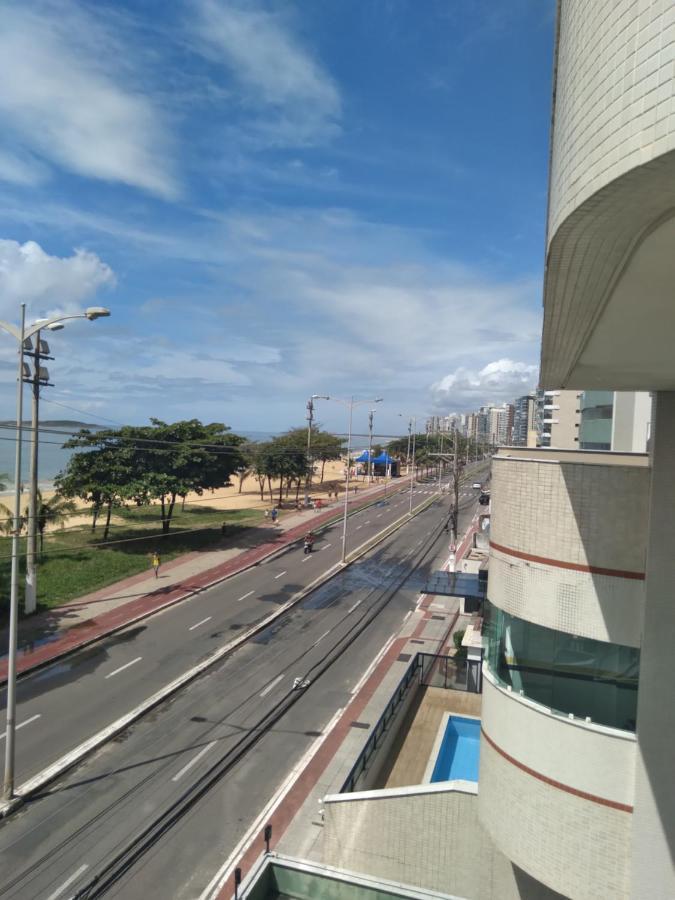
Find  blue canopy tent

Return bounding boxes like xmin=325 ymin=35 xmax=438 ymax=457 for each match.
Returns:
xmin=354 ymin=450 xmax=372 ymax=463
xmin=372 ymin=451 xmax=399 ymax=477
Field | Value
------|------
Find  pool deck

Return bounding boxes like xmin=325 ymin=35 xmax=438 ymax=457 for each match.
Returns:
xmin=376 ymin=685 xmax=482 ymax=789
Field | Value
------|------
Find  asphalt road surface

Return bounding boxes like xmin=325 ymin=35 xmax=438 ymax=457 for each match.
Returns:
xmin=0 ymin=463 xmax=487 ymax=900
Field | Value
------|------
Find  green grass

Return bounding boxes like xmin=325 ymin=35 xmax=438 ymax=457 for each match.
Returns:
xmin=0 ymin=504 xmax=264 ymax=620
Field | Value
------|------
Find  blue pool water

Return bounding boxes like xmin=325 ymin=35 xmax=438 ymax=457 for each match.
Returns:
xmin=430 ymin=715 xmax=481 ymax=782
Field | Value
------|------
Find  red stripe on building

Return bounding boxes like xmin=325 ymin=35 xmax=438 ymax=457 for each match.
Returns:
xmin=489 ymin=540 xmax=645 ymax=580
xmin=481 ymin=727 xmax=633 ymax=812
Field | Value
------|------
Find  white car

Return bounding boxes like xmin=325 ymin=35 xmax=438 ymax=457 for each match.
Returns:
xmin=472 ymin=482 xmax=482 ymax=490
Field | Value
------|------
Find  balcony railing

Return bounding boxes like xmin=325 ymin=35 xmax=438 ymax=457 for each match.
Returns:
xmin=341 ymin=652 xmax=471 ymax=793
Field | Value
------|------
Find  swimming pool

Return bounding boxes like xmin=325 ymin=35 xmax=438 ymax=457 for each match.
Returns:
xmin=429 ymin=714 xmax=481 ymax=783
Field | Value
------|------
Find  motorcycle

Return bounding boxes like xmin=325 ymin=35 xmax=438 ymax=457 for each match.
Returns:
xmin=303 ymin=539 xmax=314 ymax=554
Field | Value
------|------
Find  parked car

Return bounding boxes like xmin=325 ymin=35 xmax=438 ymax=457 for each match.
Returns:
xmin=472 ymin=482 xmax=482 ymax=490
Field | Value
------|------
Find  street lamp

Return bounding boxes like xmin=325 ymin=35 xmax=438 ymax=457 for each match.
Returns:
xmin=0 ymin=304 xmax=110 ymax=803
xmin=305 ymin=394 xmax=329 ymax=506
xmin=366 ymin=408 xmax=378 ymax=484
xmin=327 ymin=396 xmax=382 ymax=564
xmin=397 ymin=413 xmax=418 ymax=515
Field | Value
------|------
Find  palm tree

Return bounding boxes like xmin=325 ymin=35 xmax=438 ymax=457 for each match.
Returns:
xmin=23 ymin=490 xmax=77 ymax=554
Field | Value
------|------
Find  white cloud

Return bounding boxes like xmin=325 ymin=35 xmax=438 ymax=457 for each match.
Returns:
xmin=0 ymin=239 xmax=115 ymax=316
xmin=0 ymin=150 xmax=50 ymax=187
xmin=431 ymin=359 xmax=538 ymax=409
xmin=0 ymin=3 xmax=177 ymax=198
xmin=191 ymin=0 xmax=341 ymax=145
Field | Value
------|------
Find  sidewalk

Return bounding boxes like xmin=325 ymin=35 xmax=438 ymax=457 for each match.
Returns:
xmin=0 ymin=478 xmax=411 ymax=683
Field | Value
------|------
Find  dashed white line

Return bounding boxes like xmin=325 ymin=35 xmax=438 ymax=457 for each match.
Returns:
xmin=0 ymin=713 xmax=41 ymax=742
xmin=260 ymin=673 xmax=284 ymax=697
xmin=46 ymin=864 xmax=89 ymax=900
xmin=301 ymin=555 xmax=311 ymax=563
xmin=171 ymin=741 xmax=217 ymax=782
xmin=355 ymin=525 xmax=363 ymax=530
xmin=348 ymin=600 xmax=362 ymax=613
xmin=321 ymin=543 xmax=332 ymax=550
xmin=376 ymin=513 xmax=383 ymax=518
xmin=104 ymin=656 xmax=142 ymax=680
xmin=189 ymin=616 xmax=212 ymax=631
xmin=236 ymin=590 xmax=254 ymax=602
xmin=274 ymin=570 xmax=287 ymax=579
xmin=365 ymin=520 xmax=371 ymax=525
xmin=314 ymin=630 xmax=330 ymax=645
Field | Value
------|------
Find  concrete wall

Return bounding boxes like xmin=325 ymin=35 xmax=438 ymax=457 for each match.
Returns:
xmin=489 ymin=454 xmax=648 ymax=645
xmin=548 ymin=0 xmax=675 ymax=243
xmin=322 ymin=784 xmax=561 ymax=900
xmin=630 ymin=391 xmax=675 ymax=899
xmin=612 ymin=391 xmax=651 ymax=452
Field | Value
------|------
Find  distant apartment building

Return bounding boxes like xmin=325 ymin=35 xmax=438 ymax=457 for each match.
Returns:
xmin=512 ymin=394 xmax=536 ymax=446
xmin=579 ymin=391 xmax=651 ymax=452
xmin=537 ymin=388 xmax=579 ymax=448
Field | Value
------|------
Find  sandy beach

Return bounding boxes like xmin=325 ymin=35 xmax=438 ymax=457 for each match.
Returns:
xmin=0 ymin=459 xmax=398 ymax=534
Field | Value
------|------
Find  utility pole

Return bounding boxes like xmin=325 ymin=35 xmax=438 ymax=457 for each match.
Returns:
xmin=24 ymin=330 xmax=54 ymax=615
xmin=367 ymin=409 xmax=374 ymax=482
xmin=451 ymin=426 xmax=461 ymax=546
xmin=305 ymin=394 xmax=329 ymax=506
xmin=408 ymin=418 xmax=417 ymax=515
xmin=437 ymin=431 xmax=444 ymax=493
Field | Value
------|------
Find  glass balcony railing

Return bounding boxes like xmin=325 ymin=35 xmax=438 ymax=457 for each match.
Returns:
xmin=483 ymin=602 xmax=639 ymax=732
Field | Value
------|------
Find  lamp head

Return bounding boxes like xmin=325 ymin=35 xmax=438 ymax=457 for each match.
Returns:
xmin=85 ymin=307 xmax=111 ymax=320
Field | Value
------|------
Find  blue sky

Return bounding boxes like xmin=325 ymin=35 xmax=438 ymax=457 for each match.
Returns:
xmin=0 ymin=0 xmax=555 ymax=437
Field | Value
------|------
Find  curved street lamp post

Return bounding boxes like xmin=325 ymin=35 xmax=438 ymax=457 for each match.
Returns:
xmin=327 ymin=396 xmax=382 ymax=564
xmin=0 ymin=304 xmax=110 ymax=802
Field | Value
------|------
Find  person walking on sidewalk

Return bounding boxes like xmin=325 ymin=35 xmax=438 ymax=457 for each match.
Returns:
xmin=151 ymin=550 xmax=161 ymax=578
xmin=271 ymin=507 xmax=278 ymax=525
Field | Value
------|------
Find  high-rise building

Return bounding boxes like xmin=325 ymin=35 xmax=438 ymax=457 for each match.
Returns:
xmin=484 ymin=3 xmax=675 ymax=897
xmin=512 ymin=394 xmax=536 ymax=446
xmin=537 ymin=388 xmax=579 ymax=448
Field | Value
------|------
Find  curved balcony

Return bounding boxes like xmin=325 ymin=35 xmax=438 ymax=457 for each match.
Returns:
xmin=478 ymin=670 xmax=635 ymax=899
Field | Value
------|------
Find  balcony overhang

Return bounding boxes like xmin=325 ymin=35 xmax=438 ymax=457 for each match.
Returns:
xmin=541 ymin=148 xmax=675 ymax=391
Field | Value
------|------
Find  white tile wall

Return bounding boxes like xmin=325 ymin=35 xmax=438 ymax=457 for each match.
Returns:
xmin=488 ymin=456 xmax=647 ymax=645
xmin=478 ymin=735 xmax=632 ymax=899
xmin=550 ymin=0 xmax=675 ymax=241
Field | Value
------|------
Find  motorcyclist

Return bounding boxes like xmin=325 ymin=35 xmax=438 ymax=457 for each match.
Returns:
xmin=303 ymin=531 xmax=315 ymax=553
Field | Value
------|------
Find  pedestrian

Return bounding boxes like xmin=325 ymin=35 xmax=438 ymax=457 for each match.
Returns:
xmin=151 ymin=550 xmax=161 ymax=578
xmin=221 ymin=521 xmax=227 ymax=536
xmin=271 ymin=507 xmax=278 ymax=524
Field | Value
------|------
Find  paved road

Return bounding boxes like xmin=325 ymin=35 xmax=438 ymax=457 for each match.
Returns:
xmin=0 ymin=466 xmax=486 ymax=899
xmin=0 ymin=465 xmax=485 ymax=785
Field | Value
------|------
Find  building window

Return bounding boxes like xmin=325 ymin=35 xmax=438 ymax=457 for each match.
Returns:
xmin=483 ymin=602 xmax=639 ymax=731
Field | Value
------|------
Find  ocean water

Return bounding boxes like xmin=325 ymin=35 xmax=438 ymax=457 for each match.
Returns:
xmin=0 ymin=426 xmax=279 ymax=490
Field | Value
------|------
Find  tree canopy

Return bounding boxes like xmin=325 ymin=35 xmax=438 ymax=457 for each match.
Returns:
xmin=56 ymin=419 xmax=245 ymax=534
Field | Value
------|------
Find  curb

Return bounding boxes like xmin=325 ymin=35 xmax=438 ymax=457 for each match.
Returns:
xmin=0 ymin=489 xmax=439 ymax=817
xmin=1 ymin=481 xmax=413 ymax=688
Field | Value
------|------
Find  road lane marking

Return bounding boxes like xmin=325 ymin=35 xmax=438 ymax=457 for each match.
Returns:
xmin=260 ymin=673 xmax=284 ymax=697
xmin=274 ymin=570 xmax=287 ymax=579
xmin=314 ymin=630 xmax=330 ymax=645
xmin=348 ymin=600 xmax=361 ymax=613
xmin=237 ymin=590 xmax=254 ymax=602
xmin=171 ymin=741 xmax=217 ymax=782
xmin=301 ymin=555 xmax=311 ymax=563
xmin=104 ymin=656 xmax=142 ymax=680
xmin=46 ymin=864 xmax=89 ymax=900
xmin=321 ymin=543 xmax=332 ymax=550
xmin=376 ymin=513 xmax=383 ymax=518
xmin=0 ymin=713 xmax=41 ymax=742
xmin=355 ymin=525 xmax=362 ymax=530
xmin=199 ymin=708 xmax=345 ymax=900
xmin=365 ymin=520 xmax=371 ymax=525
xmin=189 ymin=616 xmax=212 ymax=631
